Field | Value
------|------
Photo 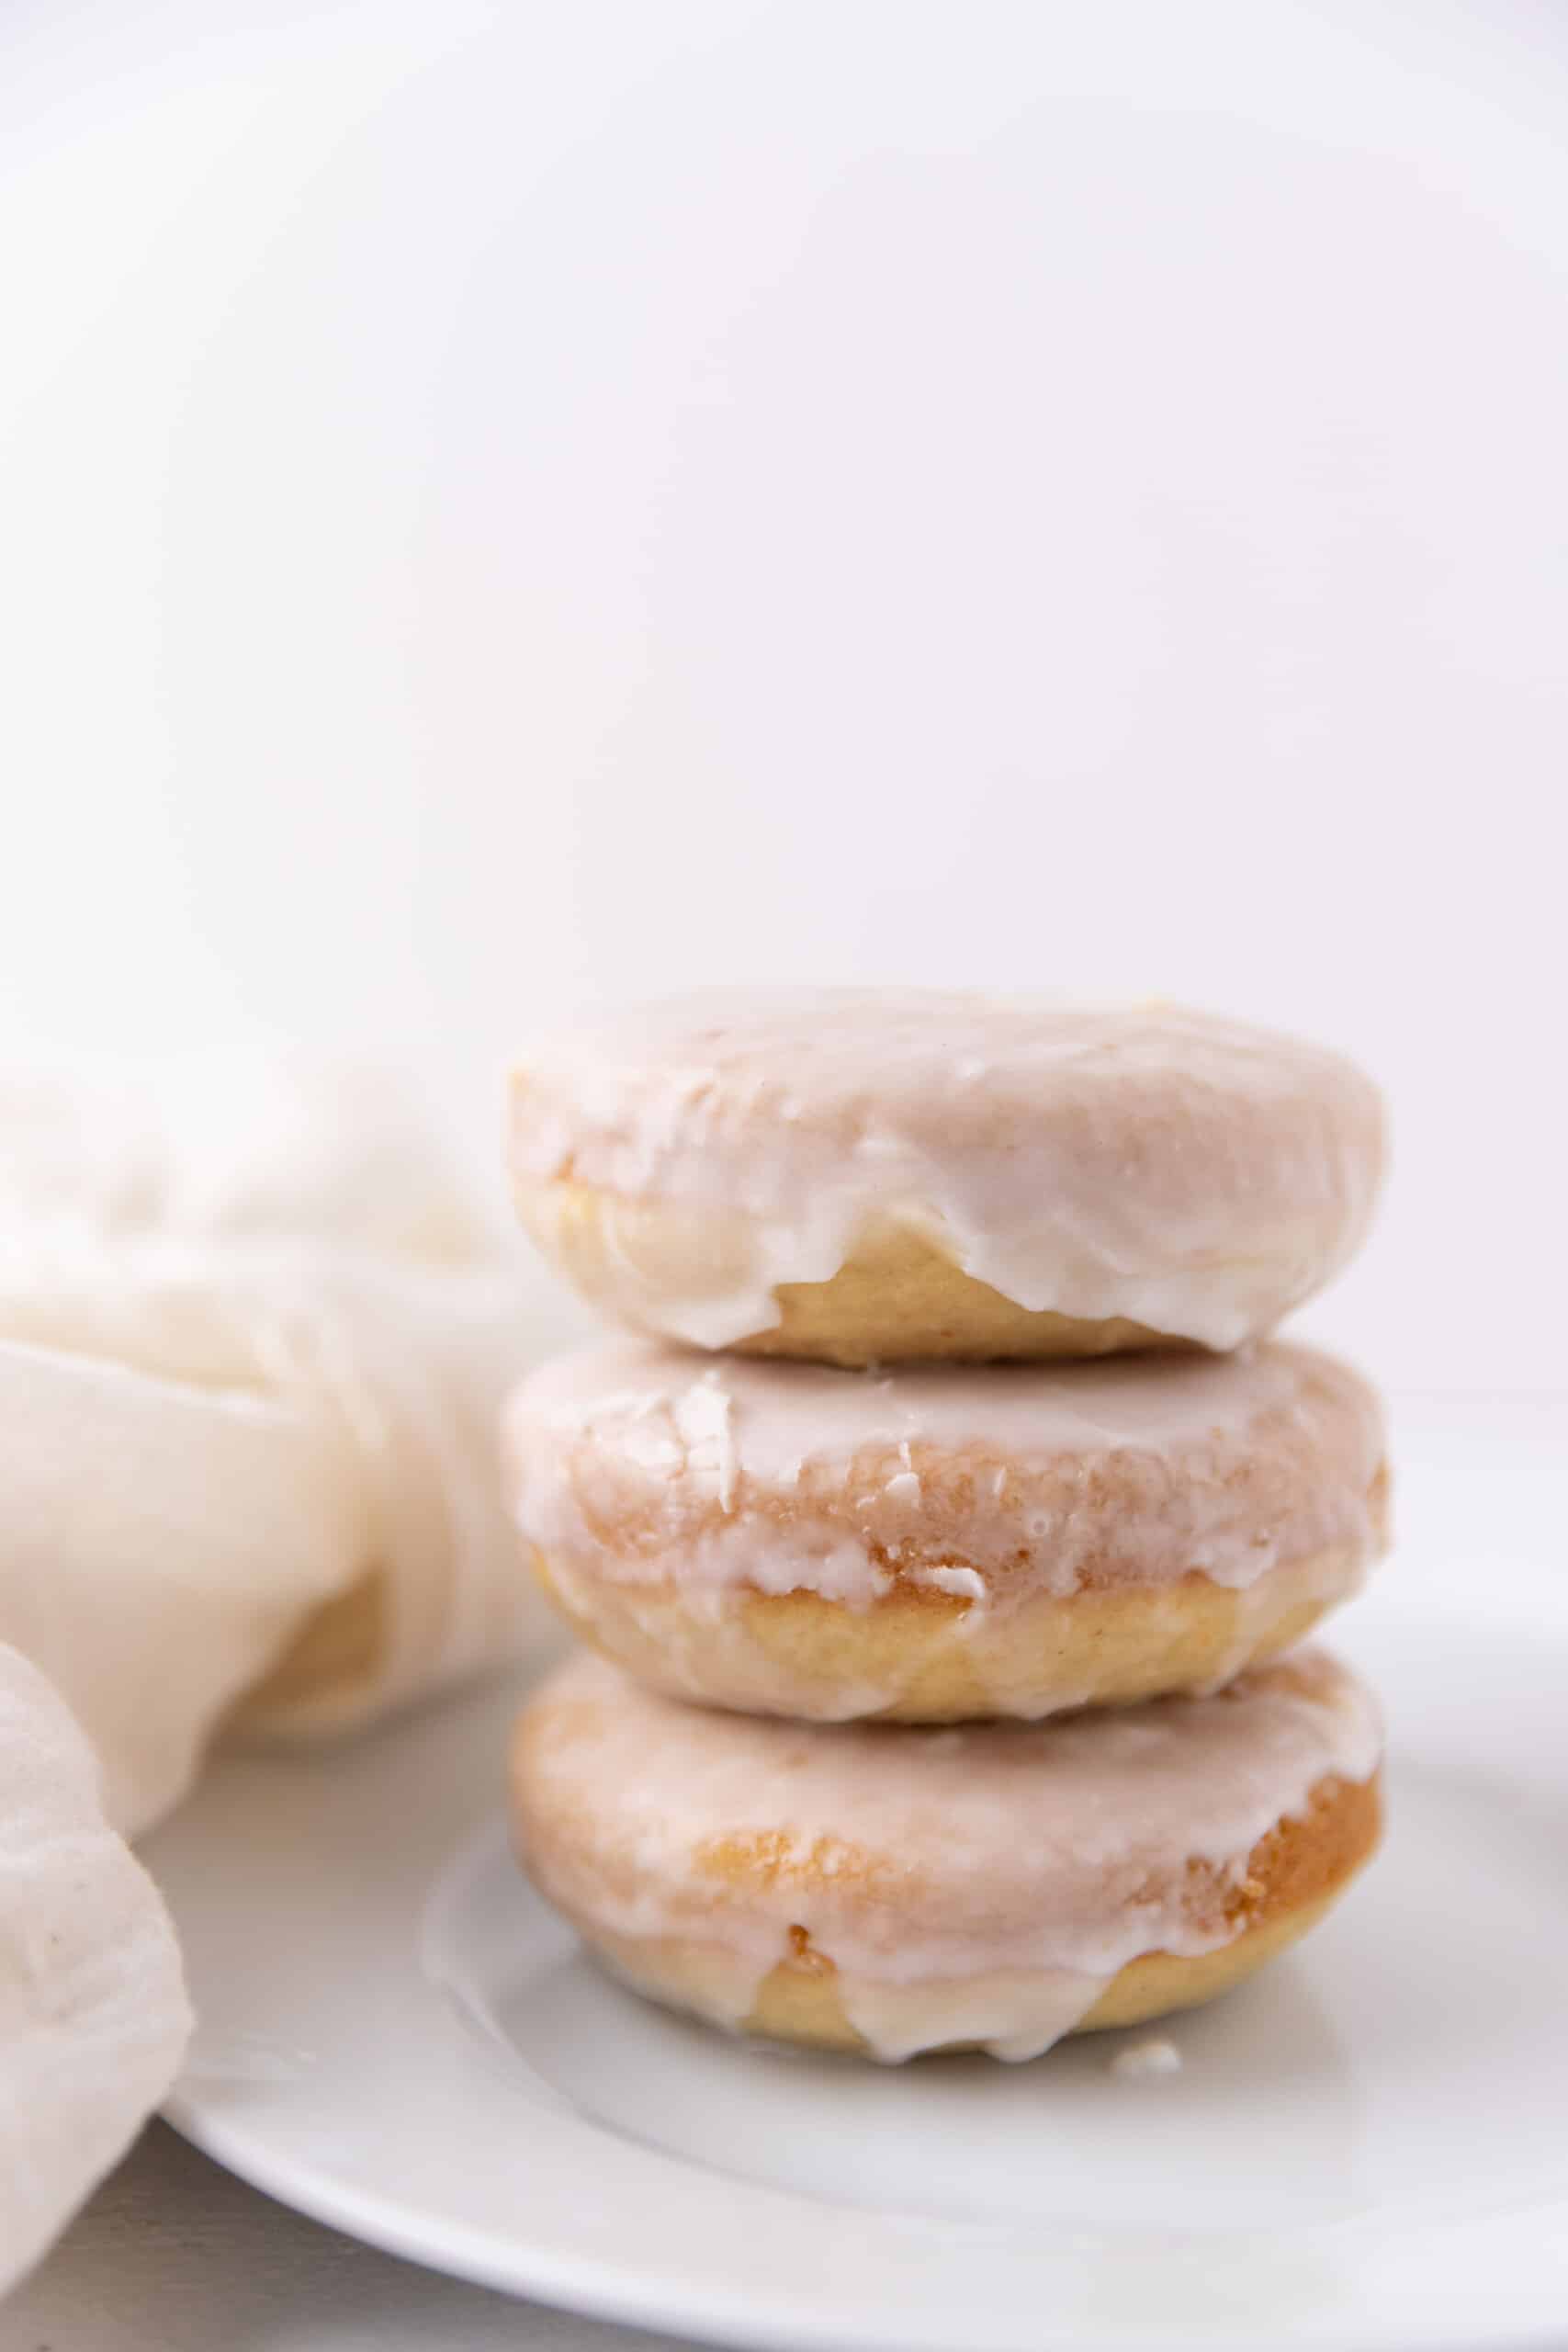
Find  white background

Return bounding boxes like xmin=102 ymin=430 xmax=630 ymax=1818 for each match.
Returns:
xmin=1 ymin=13 xmax=1563 ymax=2338
xmin=2 ymin=0 xmax=1564 ymax=1393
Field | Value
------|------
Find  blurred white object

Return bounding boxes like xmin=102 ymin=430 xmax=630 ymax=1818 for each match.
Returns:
xmin=0 ymin=1058 xmax=505 ymax=1267
xmin=0 ymin=1061 xmax=570 ymax=1833
xmin=0 ymin=1641 xmax=191 ymax=2293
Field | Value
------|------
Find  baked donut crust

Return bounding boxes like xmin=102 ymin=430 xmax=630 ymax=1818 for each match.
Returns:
xmin=591 ymin=1805 xmax=1377 ymax=2052
xmin=508 ymin=991 xmax=1386 ymax=1363
xmin=513 ymin=1648 xmax=1383 ymax=2062
xmin=515 ymin=1191 xmax=1182 ymax=1365
xmin=530 ymin=1546 xmax=1362 ymax=1723
xmin=506 ymin=1338 xmax=1388 ymax=1722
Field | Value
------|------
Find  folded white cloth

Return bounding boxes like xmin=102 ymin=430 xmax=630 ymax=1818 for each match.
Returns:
xmin=0 ymin=1059 xmax=503 ymax=1270
xmin=0 ymin=1060 xmax=576 ymax=1833
xmin=0 ymin=1641 xmax=190 ymax=2293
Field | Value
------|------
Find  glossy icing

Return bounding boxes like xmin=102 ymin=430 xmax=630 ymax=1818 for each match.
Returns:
xmin=504 ymin=1335 xmax=1388 ymax=1609
xmin=515 ymin=1647 xmax=1382 ymax=2061
xmin=508 ymin=991 xmax=1386 ymax=1349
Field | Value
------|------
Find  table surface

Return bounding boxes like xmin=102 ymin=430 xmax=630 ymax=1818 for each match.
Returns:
xmin=12 ymin=2124 xmax=689 ymax=2352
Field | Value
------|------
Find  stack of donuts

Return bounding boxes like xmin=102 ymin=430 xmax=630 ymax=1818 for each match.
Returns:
xmin=502 ymin=992 xmax=1390 ymax=2064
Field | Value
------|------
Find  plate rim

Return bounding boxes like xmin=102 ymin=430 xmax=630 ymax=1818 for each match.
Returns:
xmin=154 ymin=1539 xmax=1568 ymax=2352
xmin=158 ymin=2079 xmax=1568 ymax=2352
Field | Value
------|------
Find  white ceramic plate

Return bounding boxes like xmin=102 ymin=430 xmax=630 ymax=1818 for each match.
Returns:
xmin=150 ymin=1417 xmax=1568 ymax=2352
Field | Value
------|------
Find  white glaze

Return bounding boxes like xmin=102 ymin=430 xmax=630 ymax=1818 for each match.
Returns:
xmin=505 ymin=1336 xmax=1388 ymax=1609
xmin=837 ymin=1968 xmax=1110 ymax=2064
xmin=1110 ymin=2038 xmax=1183 ymax=2078
xmin=508 ymin=991 xmax=1386 ymax=1349
xmin=515 ymin=1647 xmax=1382 ymax=2062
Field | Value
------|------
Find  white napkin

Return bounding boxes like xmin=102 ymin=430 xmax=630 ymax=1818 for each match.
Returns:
xmin=0 ymin=1059 xmax=503 ymax=1270
xmin=224 ymin=1250 xmax=572 ymax=1745
xmin=0 ymin=1060 xmax=576 ymax=1833
xmin=0 ymin=1641 xmax=190 ymax=2293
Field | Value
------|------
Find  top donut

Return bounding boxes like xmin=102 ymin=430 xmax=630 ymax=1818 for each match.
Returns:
xmin=507 ymin=990 xmax=1385 ymax=1364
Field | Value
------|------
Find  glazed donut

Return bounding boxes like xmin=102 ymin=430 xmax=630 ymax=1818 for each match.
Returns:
xmin=513 ymin=1646 xmax=1382 ymax=2062
xmin=504 ymin=1337 xmax=1387 ymax=1723
xmin=507 ymin=990 xmax=1385 ymax=1363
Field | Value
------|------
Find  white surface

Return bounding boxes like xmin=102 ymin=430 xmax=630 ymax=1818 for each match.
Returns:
xmin=124 ymin=1411 xmax=1568 ymax=2352
xmin=1 ymin=0 xmax=1566 ymax=1393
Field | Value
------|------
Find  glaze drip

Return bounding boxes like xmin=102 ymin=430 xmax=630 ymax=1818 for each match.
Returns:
xmin=514 ymin=1648 xmax=1382 ymax=2060
xmin=505 ymin=1335 xmax=1388 ymax=1610
xmin=509 ymin=991 xmax=1385 ymax=1348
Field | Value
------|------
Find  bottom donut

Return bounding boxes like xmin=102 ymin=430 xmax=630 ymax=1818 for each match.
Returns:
xmin=511 ymin=1647 xmax=1382 ymax=2064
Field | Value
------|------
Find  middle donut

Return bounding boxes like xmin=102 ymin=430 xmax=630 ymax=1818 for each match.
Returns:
xmin=504 ymin=1337 xmax=1388 ymax=1724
